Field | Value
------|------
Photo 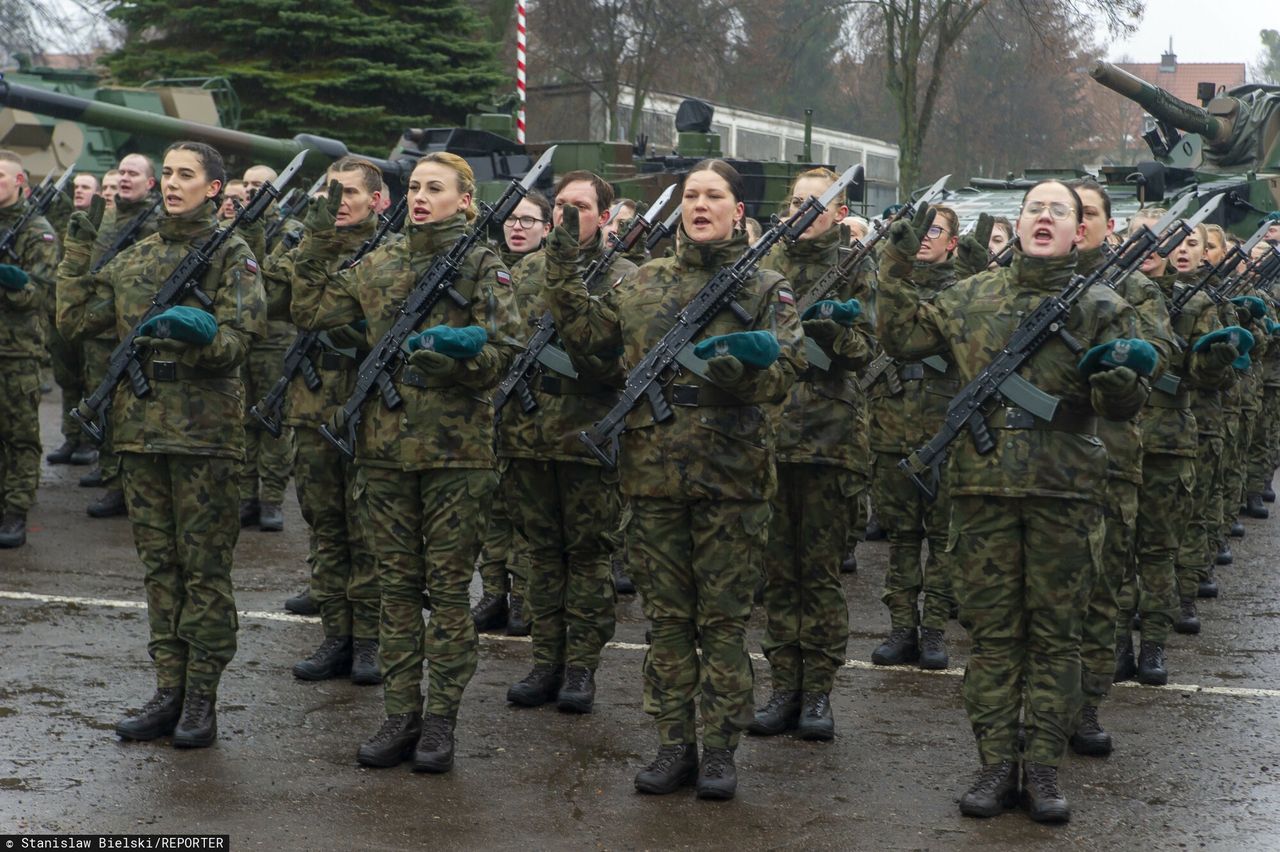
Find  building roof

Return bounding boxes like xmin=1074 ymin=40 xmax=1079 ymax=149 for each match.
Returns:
xmin=1115 ymin=61 xmax=1247 ymax=103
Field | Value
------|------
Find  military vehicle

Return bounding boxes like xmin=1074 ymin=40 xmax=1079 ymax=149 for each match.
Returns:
xmin=0 ymin=69 xmax=854 ymax=219
xmin=942 ymin=61 xmax=1279 ymax=238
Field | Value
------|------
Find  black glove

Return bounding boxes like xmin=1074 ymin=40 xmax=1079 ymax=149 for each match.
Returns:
xmin=546 ymin=204 xmax=580 ymax=264
xmin=886 ymin=203 xmax=935 ymax=259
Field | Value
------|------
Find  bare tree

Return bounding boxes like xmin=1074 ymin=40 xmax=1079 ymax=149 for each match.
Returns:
xmin=1 ymin=0 xmax=119 ymax=64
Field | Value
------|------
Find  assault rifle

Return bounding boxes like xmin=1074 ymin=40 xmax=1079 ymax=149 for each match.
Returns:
xmin=265 ymin=174 xmax=326 ymax=249
xmin=578 ymin=163 xmax=863 ymax=468
xmin=0 ymin=166 xmax=75 ymax=261
xmin=71 ymin=151 xmax=307 ymax=444
xmin=319 ymin=146 xmax=558 ymax=459
xmin=249 ymin=195 xmax=409 ymax=437
xmin=899 ymin=192 xmax=1222 ymax=501
xmin=1170 ymin=216 xmax=1269 ymax=320
xmin=91 ymin=199 xmax=162 ymax=274
xmin=493 ymin=183 xmax=678 ymax=415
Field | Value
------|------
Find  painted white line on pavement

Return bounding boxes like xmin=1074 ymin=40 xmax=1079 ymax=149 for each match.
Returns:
xmin=6 ymin=589 xmax=1280 ymax=701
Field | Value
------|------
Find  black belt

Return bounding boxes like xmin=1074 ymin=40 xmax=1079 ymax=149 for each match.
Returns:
xmin=988 ymin=405 xmax=1096 ymax=434
xmin=142 ymin=359 xmax=207 ymax=382
xmin=320 ymin=351 xmax=355 ymax=370
xmin=398 ymin=367 xmax=453 ymax=390
xmin=899 ymin=362 xmax=925 ymax=381
xmin=538 ymin=375 xmax=609 ymax=396
xmin=668 ymin=383 xmax=745 ymax=407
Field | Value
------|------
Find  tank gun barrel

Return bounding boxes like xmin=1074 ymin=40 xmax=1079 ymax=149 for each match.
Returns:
xmin=1089 ymin=61 xmax=1234 ymax=146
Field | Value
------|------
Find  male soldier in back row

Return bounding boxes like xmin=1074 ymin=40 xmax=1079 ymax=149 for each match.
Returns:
xmin=0 ymin=149 xmax=60 ymax=548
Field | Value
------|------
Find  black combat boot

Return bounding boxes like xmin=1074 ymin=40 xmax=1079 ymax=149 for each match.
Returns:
xmin=634 ymin=743 xmax=698 ymax=794
xmin=172 ymin=691 xmax=217 ymax=748
xmin=1264 ymin=482 xmax=1276 ymax=503
xmin=356 ymin=712 xmax=422 ymax=768
xmin=284 ymin=589 xmax=318 ymax=615
xmin=695 ymin=747 xmax=737 ymax=800
xmin=411 ymin=713 xmax=455 ymax=774
xmin=958 ymin=761 xmax=1018 ymax=818
xmin=115 ymin=688 xmax=183 ymax=741
xmin=919 ymin=627 xmax=949 ymax=670
xmin=238 ymin=499 xmax=260 ymax=527
xmin=1246 ymin=493 xmax=1269 ymax=519
xmin=507 ymin=663 xmax=564 ymax=707
xmin=258 ymin=502 xmax=284 ymax=532
xmin=470 ymin=591 xmax=508 ymax=632
xmin=612 ymin=553 xmax=636 ymax=595
xmin=69 ymin=444 xmax=98 ymax=466
xmin=747 ymin=690 xmax=801 ymax=736
xmin=0 ymin=512 xmax=27 ymax=548
xmin=1113 ymin=634 xmax=1137 ymax=682
xmin=1229 ymin=520 xmax=1245 ymax=538
xmin=840 ymin=549 xmax=857 ymax=574
xmin=1022 ymin=762 xmax=1070 ymax=823
xmin=78 ymin=466 xmax=103 ymax=488
xmin=46 ymin=440 xmax=76 ymax=464
xmin=1198 ymin=569 xmax=1219 ymax=599
xmin=1173 ymin=598 xmax=1201 ymax=635
xmin=350 ymin=639 xmax=382 ymax=685
xmin=292 ymin=636 xmax=353 ymax=681
xmin=1069 ymin=704 xmax=1112 ymax=756
xmin=87 ymin=489 xmax=127 ymax=518
xmin=796 ymin=692 xmax=835 ymax=741
xmin=1217 ymin=542 xmax=1233 ymax=565
xmin=506 ymin=593 xmax=530 ymax=636
xmin=871 ymin=627 xmax=919 ymax=666
xmin=865 ymin=514 xmax=886 ymax=540
xmin=1136 ymin=641 xmax=1167 ymax=685
xmin=557 ymin=666 xmax=596 ymax=714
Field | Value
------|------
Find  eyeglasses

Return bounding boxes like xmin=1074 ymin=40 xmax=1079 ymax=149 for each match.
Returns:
xmin=925 ymin=225 xmax=950 ymax=239
xmin=1022 ymin=201 xmax=1073 ymax=221
xmin=503 ymin=216 xmax=545 ymax=230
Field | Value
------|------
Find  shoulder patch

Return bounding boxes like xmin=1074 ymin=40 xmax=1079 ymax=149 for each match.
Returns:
xmin=777 ymin=289 xmax=796 ymax=305
xmin=245 ymin=258 xmax=260 ymax=274
xmin=496 ymin=269 xmax=512 ymax=286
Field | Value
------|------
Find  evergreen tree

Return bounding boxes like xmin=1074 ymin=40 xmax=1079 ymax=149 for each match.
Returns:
xmin=104 ymin=0 xmax=506 ymax=152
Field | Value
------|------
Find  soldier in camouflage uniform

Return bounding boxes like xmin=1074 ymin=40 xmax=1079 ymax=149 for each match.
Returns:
xmin=262 ymin=157 xmax=385 ymax=686
xmin=0 ymin=150 xmax=60 ymax=548
xmin=545 ymin=159 xmax=805 ymax=800
xmin=57 ymin=141 xmax=266 ymax=747
xmin=1065 ymin=182 xmax=1175 ymax=756
xmin=238 ymin=164 xmax=298 ymax=532
xmin=748 ymin=168 xmax=873 ymax=741
xmin=291 ymin=152 xmax=522 ymax=774
xmin=499 ymin=172 xmax=634 ymax=712
xmin=79 ymin=154 xmax=161 ymax=519
xmin=45 ymin=176 xmax=95 ymax=471
xmin=866 ymin=204 xmax=962 ymax=671
xmin=471 ymin=192 xmax=549 ymax=635
xmin=878 ymin=182 xmax=1160 ymax=823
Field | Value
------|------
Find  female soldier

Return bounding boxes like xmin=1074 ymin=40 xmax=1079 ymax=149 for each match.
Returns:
xmin=57 ymin=141 xmax=266 ymax=748
xmin=290 ymin=152 xmax=522 ymax=774
xmin=543 ymin=159 xmax=806 ymax=800
xmin=499 ymin=191 xmax=552 ymax=268
xmin=750 ymin=167 xmax=874 ymax=741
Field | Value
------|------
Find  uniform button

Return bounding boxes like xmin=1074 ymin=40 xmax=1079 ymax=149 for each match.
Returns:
xmin=1006 ymin=442 xmax=1014 ymax=449
xmin=700 ymin=416 xmax=707 ymax=423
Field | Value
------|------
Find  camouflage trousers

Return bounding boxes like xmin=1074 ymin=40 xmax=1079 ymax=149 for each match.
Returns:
xmin=477 ymin=470 xmax=528 ymax=598
xmin=0 ymin=358 xmax=42 ymax=515
xmin=120 ymin=452 xmax=240 ymax=693
xmin=630 ymin=496 xmax=767 ymax=750
xmin=1267 ymin=387 xmax=1280 ymax=473
xmin=361 ymin=466 xmax=496 ymax=718
xmin=83 ymin=338 xmax=121 ymax=489
xmin=240 ymin=348 xmax=296 ymax=504
xmin=871 ymin=451 xmax=955 ymax=630
xmin=506 ymin=459 xmax=619 ymax=668
xmin=1220 ymin=414 xmax=1250 ymax=539
xmin=761 ymin=463 xmax=857 ymax=693
xmin=950 ymin=495 xmax=1101 ymax=767
xmin=1248 ymin=388 xmax=1279 ymax=492
xmin=1081 ymin=478 xmax=1137 ymax=700
xmin=1177 ymin=435 xmax=1224 ymax=598
xmin=293 ymin=428 xmax=378 ymax=640
xmin=48 ymin=324 xmax=83 ymax=444
xmin=1120 ymin=453 xmax=1194 ymax=646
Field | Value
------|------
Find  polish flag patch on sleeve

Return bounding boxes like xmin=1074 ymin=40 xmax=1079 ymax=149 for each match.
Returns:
xmin=777 ymin=289 xmax=796 ymax=305
xmin=496 ymin=270 xmax=512 ymax=286
xmin=245 ymin=258 xmax=259 ymax=274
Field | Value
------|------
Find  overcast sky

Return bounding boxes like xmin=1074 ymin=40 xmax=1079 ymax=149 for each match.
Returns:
xmin=1100 ymin=0 xmax=1271 ymax=65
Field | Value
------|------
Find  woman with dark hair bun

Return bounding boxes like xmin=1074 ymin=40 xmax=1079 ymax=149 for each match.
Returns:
xmin=543 ymin=157 xmax=806 ymax=800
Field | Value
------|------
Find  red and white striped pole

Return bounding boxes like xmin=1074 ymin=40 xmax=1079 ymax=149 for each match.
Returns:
xmin=515 ymin=0 xmax=527 ymax=143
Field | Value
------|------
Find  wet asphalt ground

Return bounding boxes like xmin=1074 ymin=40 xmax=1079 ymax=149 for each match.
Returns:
xmin=3 ymin=393 xmax=1280 ymax=850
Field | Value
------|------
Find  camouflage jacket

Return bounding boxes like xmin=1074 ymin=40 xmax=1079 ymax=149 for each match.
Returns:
xmin=291 ymin=213 xmax=522 ymax=471
xmin=0 ymin=196 xmax=59 ymax=360
xmin=263 ymin=212 xmax=379 ymax=428
xmin=1261 ymin=284 xmax=1280 ymax=388
xmin=242 ymin=207 xmax=297 ymax=351
xmin=82 ymin=191 xmax=162 ymax=343
xmin=497 ymin=232 xmax=636 ymax=463
xmin=1156 ymin=271 xmax=1234 ymax=438
xmin=544 ymin=227 xmax=805 ymax=502
xmin=865 ymin=260 xmax=962 ymax=456
xmin=760 ymin=225 xmax=875 ymax=472
xmin=877 ymin=246 xmax=1141 ymax=502
xmin=1079 ymin=248 xmax=1175 ymax=484
xmin=56 ymin=204 xmax=266 ymax=460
